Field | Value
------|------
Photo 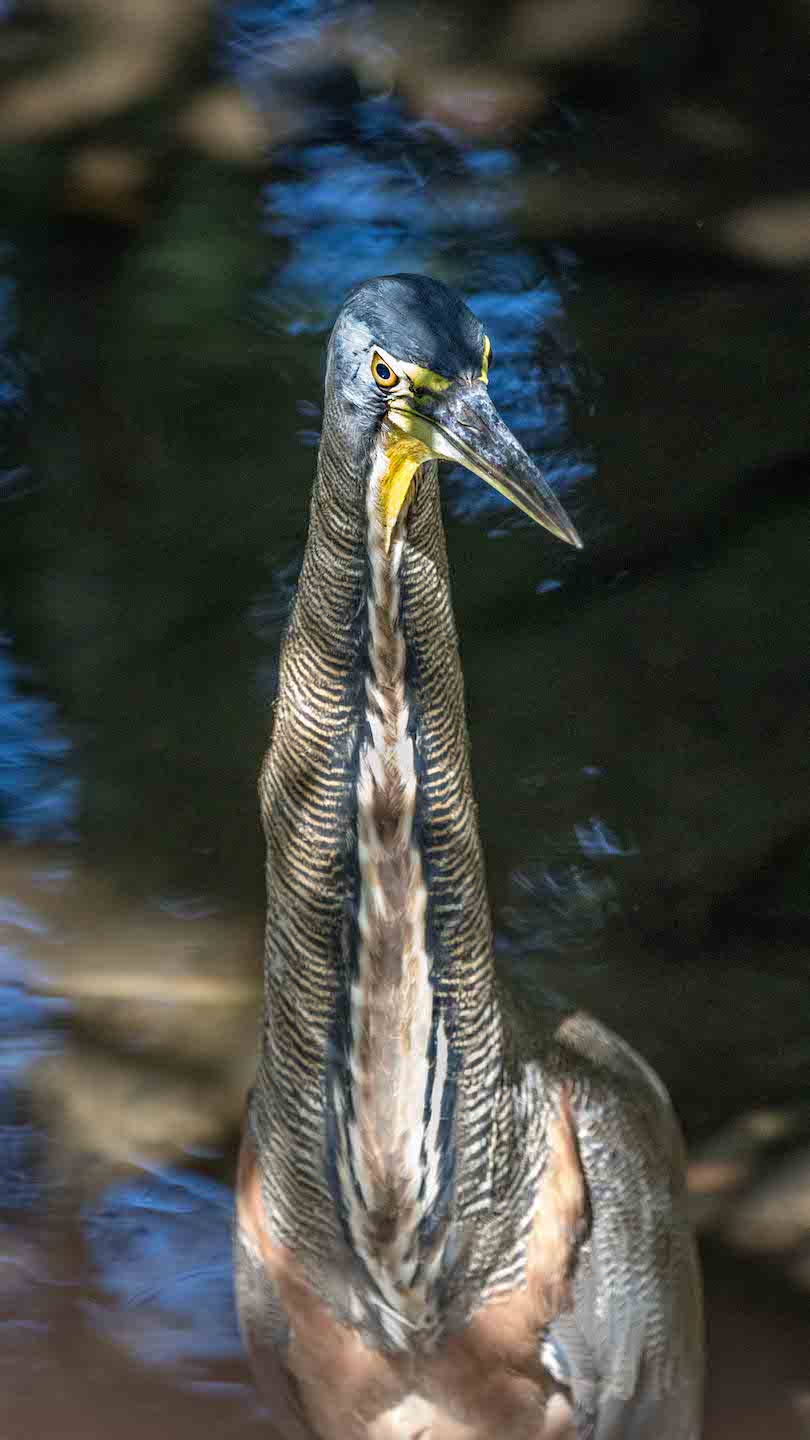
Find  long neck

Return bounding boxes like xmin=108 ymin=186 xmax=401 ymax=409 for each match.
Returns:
xmin=257 ymin=398 xmax=515 ymax=1291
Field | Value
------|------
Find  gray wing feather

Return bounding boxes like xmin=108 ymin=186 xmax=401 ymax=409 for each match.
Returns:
xmin=547 ymin=1013 xmax=703 ymax=1440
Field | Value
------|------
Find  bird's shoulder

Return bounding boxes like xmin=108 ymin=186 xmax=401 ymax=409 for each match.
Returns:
xmin=502 ymin=986 xmax=682 ymax=1160
xmin=513 ymin=1005 xmax=703 ymax=1439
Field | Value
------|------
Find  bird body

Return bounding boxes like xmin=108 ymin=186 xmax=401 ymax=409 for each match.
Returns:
xmin=235 ymin=274 xmax=703 ymax=1438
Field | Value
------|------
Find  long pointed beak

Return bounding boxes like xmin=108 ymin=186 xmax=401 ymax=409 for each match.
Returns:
xmin=387 ymin=382 xmax=582 ymax=548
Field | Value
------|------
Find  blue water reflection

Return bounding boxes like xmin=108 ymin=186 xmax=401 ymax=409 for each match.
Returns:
xmin=0 ymin=638 xmax=77 ymax=844
xmin=0 ymin=270 xmax=24 ymax=413
xmin=83 ymin=1166 xmax=242 ymax=1375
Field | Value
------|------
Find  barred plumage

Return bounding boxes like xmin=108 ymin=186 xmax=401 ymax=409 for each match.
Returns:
xmin=236 ymin=274 xmax=703 ymax=1439
xmin=256 ymin=395 xmax=531 ymax=1332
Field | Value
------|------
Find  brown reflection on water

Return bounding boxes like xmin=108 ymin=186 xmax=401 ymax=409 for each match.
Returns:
xmin=0 ymin=846 xmax=266 ymax=1439
xmin=2 ymin=845 xmax=809 ymax=1439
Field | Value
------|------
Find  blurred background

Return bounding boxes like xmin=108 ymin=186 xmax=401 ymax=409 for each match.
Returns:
xmin=1 ymin=1 xmax=809 ymax=1435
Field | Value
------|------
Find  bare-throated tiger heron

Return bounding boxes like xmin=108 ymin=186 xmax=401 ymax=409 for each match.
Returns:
xmin=235 ymin=274 xmax=703 ymax=1439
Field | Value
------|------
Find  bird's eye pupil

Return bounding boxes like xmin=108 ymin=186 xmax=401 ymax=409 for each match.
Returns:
xmin=371 ymin=352 xmax=399 ymax=389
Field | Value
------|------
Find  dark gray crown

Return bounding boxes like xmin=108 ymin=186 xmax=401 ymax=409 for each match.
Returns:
xmin=336 ymin=274 xmax=485 ymax=379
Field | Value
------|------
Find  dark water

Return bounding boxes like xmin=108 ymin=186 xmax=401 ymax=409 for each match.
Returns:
xmin=1 ymin=2 xmax=810 ymax=1436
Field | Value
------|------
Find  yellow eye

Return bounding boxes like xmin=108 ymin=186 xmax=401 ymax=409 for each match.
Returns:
xmin=371 ymin=352 xmax=398 ymax=390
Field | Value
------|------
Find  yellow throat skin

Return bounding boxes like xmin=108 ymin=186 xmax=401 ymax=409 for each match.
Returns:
xmin=377 ymin=432 xmax=433 ymax=550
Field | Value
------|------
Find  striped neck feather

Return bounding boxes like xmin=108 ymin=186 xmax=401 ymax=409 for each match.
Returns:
xmin=332 ymin=443 xmax=453 ymax=1345
xmin=259 ymin=410 xmax=524 ymax=1323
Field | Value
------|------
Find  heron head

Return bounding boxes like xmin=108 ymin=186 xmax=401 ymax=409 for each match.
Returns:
xmin=326 ymin=273 xmax=582 ymax=551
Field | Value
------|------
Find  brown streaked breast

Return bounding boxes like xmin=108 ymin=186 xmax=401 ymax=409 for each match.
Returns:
xmin=234 ymin=1088 xmax=586 ymax=1440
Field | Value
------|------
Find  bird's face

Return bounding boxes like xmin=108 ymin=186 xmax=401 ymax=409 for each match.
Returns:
xmin=328 ymin=274 xmax=582 ymax=552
